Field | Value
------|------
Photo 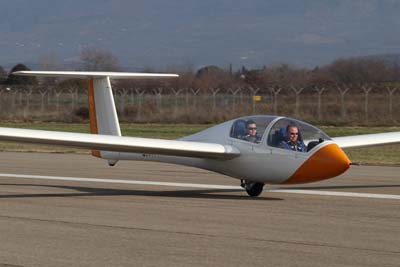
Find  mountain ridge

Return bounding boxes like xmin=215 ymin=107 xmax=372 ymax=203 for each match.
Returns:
xmin=1 ymin=1 xmax=399 ymax=70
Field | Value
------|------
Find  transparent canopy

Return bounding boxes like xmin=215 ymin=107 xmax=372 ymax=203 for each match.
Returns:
xmin=230 ymin=115 xmax=277 ymax=143
xmin=230 ymin=116 xmax=331 ymax=152
xmin=267 ymin=117 xmax=331 ymax=152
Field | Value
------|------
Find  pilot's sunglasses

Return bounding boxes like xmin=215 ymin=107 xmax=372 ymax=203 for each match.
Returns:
xmin=290 ymin=132 xmax=299 ymax=135
xmin=248 ymin=127 xmax=257 ymax=130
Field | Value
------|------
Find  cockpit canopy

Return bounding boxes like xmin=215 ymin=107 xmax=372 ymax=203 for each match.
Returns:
xmin=229 ymin=116 xmax=331 ymax=152
xmin=267 ymin=117 xmax=331 ymax=151
xmin=230 ymin=116 xmax=276 ymax=144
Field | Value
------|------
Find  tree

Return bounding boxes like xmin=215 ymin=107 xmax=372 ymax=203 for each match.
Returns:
xmin=326 ymin=58 xmax=391 ymax=85
xmin=195 ymin=65 xmax=235 ymax=92
xmin=6 ymin=63 xmax=38 ymax=86
xmin=0 ymin=66 xmax=7 ymax=84
xmin=260 ymin=64 xmax=311 ymax=88
xmin=309 ymin=66 xmax=335 ymax=87
xmin=80 ymin=48 xmax=121 ymax=71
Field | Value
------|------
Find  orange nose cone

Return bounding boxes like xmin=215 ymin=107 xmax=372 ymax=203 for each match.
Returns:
xmin=283 ymin=143 xmax=351 ymax=184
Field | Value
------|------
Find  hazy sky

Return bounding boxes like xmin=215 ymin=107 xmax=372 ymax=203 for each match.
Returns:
xmin=1 ymin=0 xmax=399 ymax=70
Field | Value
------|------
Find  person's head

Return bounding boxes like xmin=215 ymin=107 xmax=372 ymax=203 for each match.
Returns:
xmin=246 ymin=120 xmax=257 ymax=136
xmin=286 ymin=124 xmax=299 ymax=142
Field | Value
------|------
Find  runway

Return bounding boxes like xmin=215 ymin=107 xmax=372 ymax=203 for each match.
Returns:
xmin=0 ymin=152 xmax=399 ymax=267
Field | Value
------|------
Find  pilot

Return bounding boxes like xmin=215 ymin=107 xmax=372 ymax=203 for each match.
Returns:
xmin=279 ymin=124 xmax=306 ymax=152
xmin=243 ymin=120 xmax=261 ymax=143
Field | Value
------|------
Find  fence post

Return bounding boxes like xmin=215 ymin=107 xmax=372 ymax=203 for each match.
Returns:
xmin=386 ymin=86 xmax=398 ymax=121
xmin=119 ymin=88 xmax=129 ymax=117
xmin=249 ymin=86 xmax=260 ymax=114
xmin=39 ymin=89 xmax=47 ymax=113
xmin=210 ymin=88 xmax=220 ymax=111
xmin=171 ymin=88 xmax=183 ymax=115
xmin=229 ymin=87 xmax=240 ymax=113
xmin=361 ymin=84 xmax=373 ymax=123
xmin=185 ymin=88 xmax=189 ymax=111
xmin=290 ymin=86 xmax=304 ymax=117
xmin=190 ymin=88 xmax=200 ymax=109
xmin=11 ymin=90 xmax=16 ymax=111
xmin=18 ymin=90 xmax=23 ymax=105
xmin=69 ymin=87 xmax=77 ymax=112
xmin=135 ymin=88 xmax=144 ymax=121
xmin=336 ymin=85 xmax=350 ymax=121
xmin=24 ymin=88 xmax=32 ymax=118
xmin=55 ymin=89 xmax=62 ymax=117
xmin=269 ymin=87 xmax=282 ymax=115
xmin=130 ymin=88 xmax=135 ymax=105
xmin=153 ymin=87 xmax=163 ymax=113
xmin=47 ymin=87 xmax=52 ymax=105
xmin=0 ymin=89 xmax=3 ymax=113
xmin=315 ymin=87 xmax=326 ymax=121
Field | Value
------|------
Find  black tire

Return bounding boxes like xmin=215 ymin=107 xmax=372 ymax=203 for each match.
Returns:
xmin=246 ymin=183 xmax=264 ymax=197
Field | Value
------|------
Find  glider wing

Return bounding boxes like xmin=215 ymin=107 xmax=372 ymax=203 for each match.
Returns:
xmin=12 ymin=71 xmax=179 ymax=79
xmin=332 ymin=131 xmax=400 ymax=148
xmin=0 ymin=128 xmax=240 ymax=160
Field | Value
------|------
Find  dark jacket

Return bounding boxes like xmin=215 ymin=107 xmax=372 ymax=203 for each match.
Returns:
xmin=243 ymin=134 xmax=261 ymax=143
xmin=279 ymin=140 xmax=306 ymax=152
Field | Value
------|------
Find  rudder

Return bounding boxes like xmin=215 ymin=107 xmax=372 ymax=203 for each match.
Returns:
xmin=87 ymin=77 xmax=121 ymax=162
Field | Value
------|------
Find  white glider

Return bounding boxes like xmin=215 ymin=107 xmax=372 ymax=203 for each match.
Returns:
xmin=0 ymin=70 xmax=399 ymax=197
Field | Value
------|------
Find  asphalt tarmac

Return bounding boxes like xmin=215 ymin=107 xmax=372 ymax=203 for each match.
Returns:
xmin=0 ymin=152 xmax=399 ymax=267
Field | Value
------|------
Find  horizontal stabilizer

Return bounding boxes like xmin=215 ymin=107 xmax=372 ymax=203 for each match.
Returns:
xmin=0 ymin=128 xmax=240 ymax=160
xmin=333 ymin=131 xmax=400 ymax=148
xmin=13 ymin=71 xmax=179 ymax=79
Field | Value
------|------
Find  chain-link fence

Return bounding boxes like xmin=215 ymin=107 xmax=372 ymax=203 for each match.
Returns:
xmin=0 ymin=85 xmax=399 ymax=125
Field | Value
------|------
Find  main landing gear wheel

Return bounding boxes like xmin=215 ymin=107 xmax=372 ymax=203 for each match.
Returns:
xmin=241 ymin=180 xmax=264 ymax=197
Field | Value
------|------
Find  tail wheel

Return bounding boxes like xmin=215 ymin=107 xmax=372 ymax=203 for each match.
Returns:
xmin=241 ymin=180 xmax=264 ymax=197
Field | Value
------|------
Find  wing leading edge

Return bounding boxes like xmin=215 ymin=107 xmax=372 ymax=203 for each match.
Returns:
xmin=332 ymin=131 xmax=400 ymax=148
xmin=0 ymin=128 xmax=240 ymax=160
xmin=13 ymin=71 xmax=179 ymax=79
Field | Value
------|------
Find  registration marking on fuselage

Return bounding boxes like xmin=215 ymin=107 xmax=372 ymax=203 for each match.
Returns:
xmin=0 ymin=172 xmax=399 ymax=200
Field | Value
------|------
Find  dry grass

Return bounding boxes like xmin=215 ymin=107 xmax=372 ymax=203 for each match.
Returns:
xmin=1 ymin=91 xmax=399 ymax=125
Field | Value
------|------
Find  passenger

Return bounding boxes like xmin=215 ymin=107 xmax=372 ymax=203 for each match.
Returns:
xmin=243 ymin=120 xmax=261 ymax=143
xmin=279 ymin=124 xmax=306 ymax=152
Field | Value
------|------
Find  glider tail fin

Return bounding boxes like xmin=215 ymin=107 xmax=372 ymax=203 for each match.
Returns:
xmin=87 ymin=77 xmax=121 ymax=160
xmin=12 ymin=71 xmax=179 ymax=164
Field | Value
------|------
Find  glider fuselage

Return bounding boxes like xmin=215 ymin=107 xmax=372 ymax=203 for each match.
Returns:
xmin=106 ymin=116 xmax=351 ymax=184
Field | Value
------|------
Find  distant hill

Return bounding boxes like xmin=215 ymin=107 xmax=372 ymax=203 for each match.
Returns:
xmin=1 ymin=1 xmax=400 ymax=70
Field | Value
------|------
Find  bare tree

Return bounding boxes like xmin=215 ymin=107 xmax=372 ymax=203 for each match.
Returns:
xmin=80 ymin=48 xmax=121 ymax=71
xmin=327 ymin=58 xmax=391 ymax=86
